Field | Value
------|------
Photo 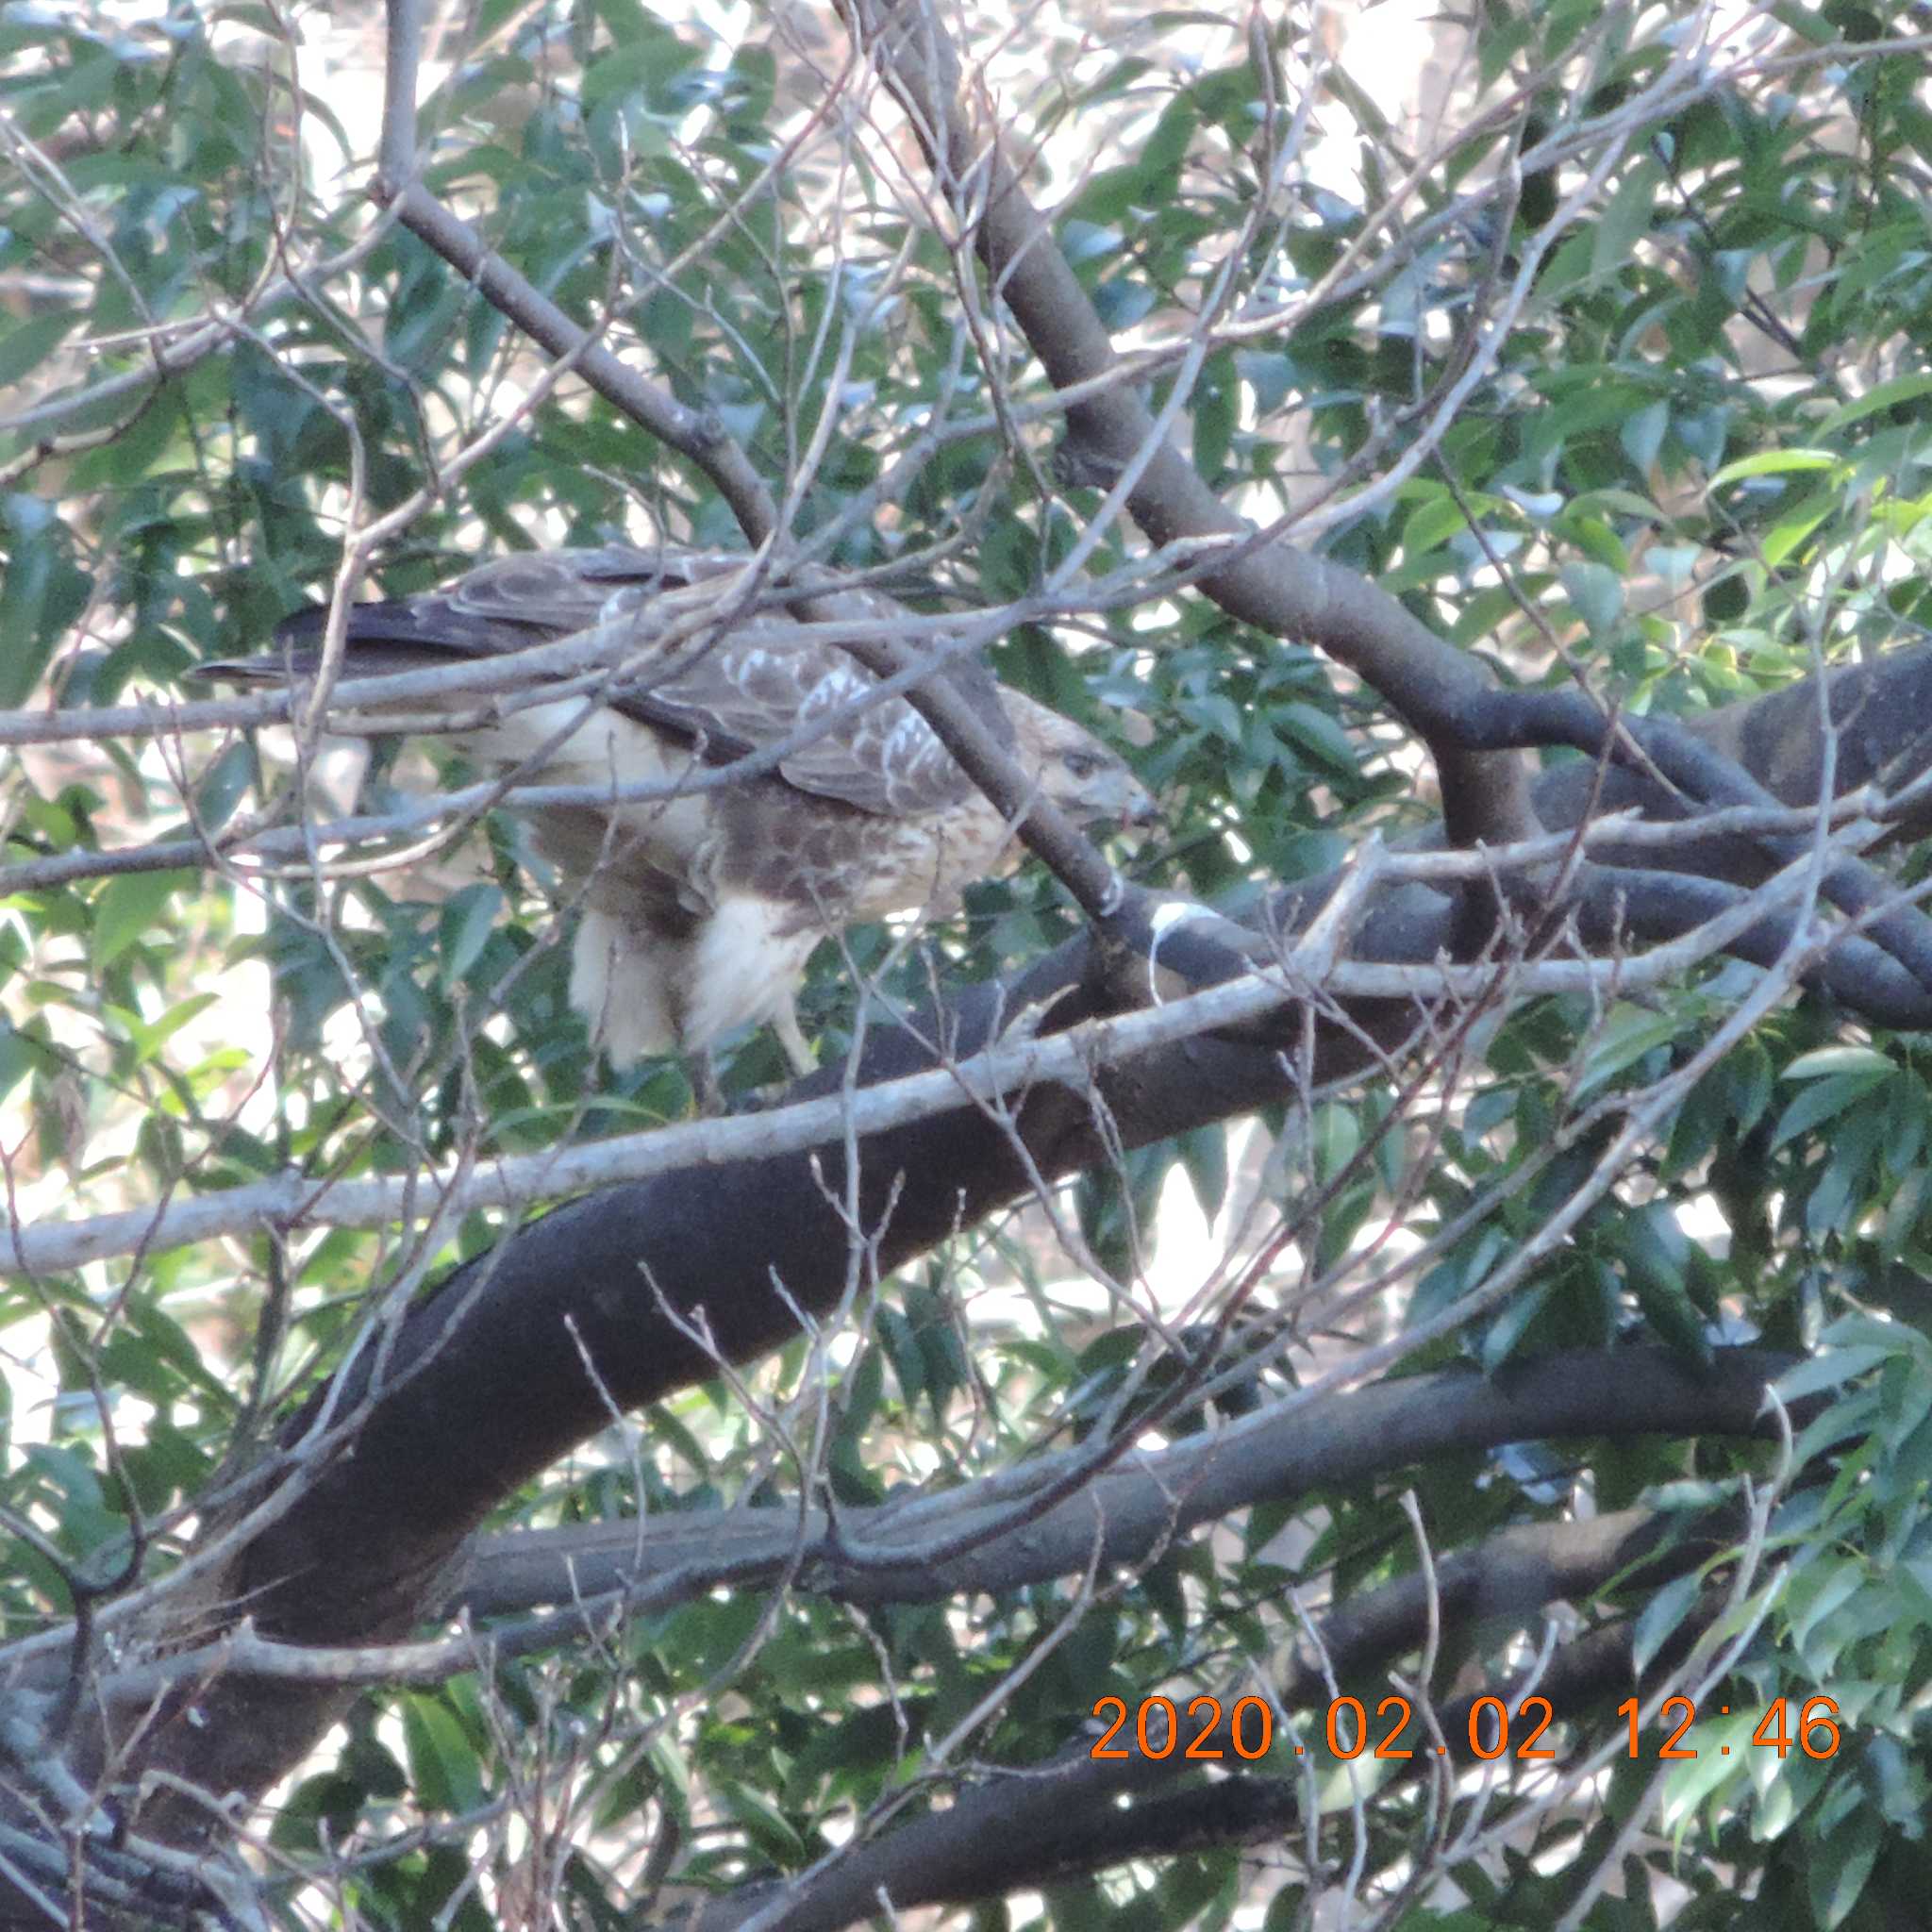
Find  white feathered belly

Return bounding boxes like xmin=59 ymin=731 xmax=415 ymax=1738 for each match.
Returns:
xmin=422 ymin=702 xmax=1018 ymax=1065
xmin=571 ymin=895 xmax=818 ymax=1068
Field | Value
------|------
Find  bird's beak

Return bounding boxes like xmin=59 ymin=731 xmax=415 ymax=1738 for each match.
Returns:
xmin=1123 ymin=781 xmax=1161 ymax=830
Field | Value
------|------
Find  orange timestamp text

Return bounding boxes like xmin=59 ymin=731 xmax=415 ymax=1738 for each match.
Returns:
xmin=1090 ymin=1693 xmax=1844 ymax=1762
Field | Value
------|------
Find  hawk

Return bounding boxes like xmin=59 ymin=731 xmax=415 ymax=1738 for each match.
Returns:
xmin=203 ymin=547 xmax=1155 ymax=1075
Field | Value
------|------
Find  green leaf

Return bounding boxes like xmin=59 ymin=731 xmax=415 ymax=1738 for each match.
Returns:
xmin=1274 ymin=703 xmax=1360 ymax=779
xmin=1093 ymin=277 xmax=1157 ymax=330
xmin=1631 ymin=1570 xmax=1705 ymax=1676
xmin=0 ymin=312 xmax=80 ymax=392
xmin=580 ymin=25 xmax=703 ymax=112
xmin=113 ymin=991 xmax=221 ymax=1067
xmin=437 ymin=883 xmax=503 ymax=991
xmin=1138 ymin=95 xmax=1199 ymax=192
xmin=1591 ymin=158 xmax=1660 ymax=276
xmin=1761 ymin=491 xmax=1834 ymax=568
xmin=1311 ymin=1102 xmax=1360 ymax=1184
xmin=193 ymin=741 xmax=256 ymax=831
xmin=1817 ymin=372 xmax=1932 ymax=435
xmin=1177 ymin=1123 xmax=1228 ymax=1221
xmin=1783 ymin=1045 xmax=1894 ymax=1080
xmin=1623 ymin=1204 xmax=1711 ymax=1367
xmin=400 ymin=1696 xmax=483 ymax=1813
xmin=715 ymin=1778 xmax=807 ymax=1866
xmin=0 ymin=495 xmax=92 ymax=708
xmin=1769 ymin=1069 xmax=1890 ymax=1150
xmin=1707 ymin=448 xmax=1840 ymax=487
xmin=1773 ymin=1346 xmax=1893 ymax=1403
xmin=1481 ymin=1279 xmax=1552 ymax=1373
xmin=1400 ymin=491 xmax=1474 ymax=556
xmin=1576 ymin=1004 xmax=1683 ymax=1096
xmin=1657 ymin=1717 xmax=1751 ymax=1835
xmin=1787 ymin=1556 xmax=1862 ymax=1658
xmin=1809 ymin=1810 xmax=1882 ymax=1931
xmin=1560 ymin=560 xmax=1624 ymax=636
xmin=0 ymin=1025 xmax=42 ymax=1106
xmin=93 ymin=870 xmax=192 ymax=971
xmin=1620 ymin=400 xmax=1670 ymax=474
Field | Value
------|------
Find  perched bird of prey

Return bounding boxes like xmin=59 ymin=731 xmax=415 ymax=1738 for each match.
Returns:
xmin=202 ymin=547 xmax=1155 ymax=1075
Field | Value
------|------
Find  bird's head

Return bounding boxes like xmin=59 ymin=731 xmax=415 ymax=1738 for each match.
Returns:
xmin=1008 ymin=694 xmax=1159 ymax=830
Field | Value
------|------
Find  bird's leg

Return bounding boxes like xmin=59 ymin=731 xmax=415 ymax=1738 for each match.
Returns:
xmin=689 ymin=1048 xmax=724 ymax=1117
xmin=773 ymin=996 xmax=818 ymax=1080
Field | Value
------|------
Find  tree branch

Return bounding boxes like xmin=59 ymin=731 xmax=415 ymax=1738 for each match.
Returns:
xmin=372 ymin=0 xmax=1128 ymax=924
xmin=846 ymin=0 xmax=1541 ymax=852
xmin=451 ymin=1348 xmax=1788 ymax=1621
xmin=685 ymin=1544 xmax=1734 ymax=1932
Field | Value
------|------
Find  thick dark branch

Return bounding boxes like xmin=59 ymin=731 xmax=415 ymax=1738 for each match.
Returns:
xmin=375 ymin=1 xmax=777 ymax=540
xmin=110 ymin=645 xmax=1932 ymax=1816
xmin=453 ymin=1347 xmax=1789 ymax=1619
xmin=1449 ymin=684 xmax=1932 ymax=997
xmin=1525 ymin=648 xmax=1932 ymax=864
xmin=1248 ymin=645 xmax=1932 ymax=1029
xmin=686 ymin=1529 xmax=1732 ymax=1932
xmin=1307 ymin=1501 xmax=1743 ymax=1677
xmin=1570 ymin=864 xmax=1932 ymax=1027
xmin=372 ymin=0 xmax=1126 ymax=923
xmin=853 ymin=0 xmax=1932 ymax=1008
xmin=850 ymin=0 xmax=1540 ymax=851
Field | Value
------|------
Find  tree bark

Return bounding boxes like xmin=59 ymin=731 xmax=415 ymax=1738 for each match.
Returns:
xmin=94 ymin=644 xmax=1932 ymax=1827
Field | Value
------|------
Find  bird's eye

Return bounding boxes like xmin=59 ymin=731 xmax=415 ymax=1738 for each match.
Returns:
xmin=1061 ymin=750 xmax=1101 ymax=777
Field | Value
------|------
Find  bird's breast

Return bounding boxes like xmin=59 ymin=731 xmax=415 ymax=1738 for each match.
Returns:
xmin=836 ymin=801 xmax=1018 ymax=924
xmin=454 ymin=697 xmax=669 ymax=782
xmin=485 ymin=701 xmax=716 ymax=887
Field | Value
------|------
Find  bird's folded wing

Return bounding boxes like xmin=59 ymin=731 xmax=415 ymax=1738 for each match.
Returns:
xmin=198 ymin=544 xmax=1016 ymax=819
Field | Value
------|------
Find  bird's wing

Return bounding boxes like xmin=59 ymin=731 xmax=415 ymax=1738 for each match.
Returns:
xmin=202 ymin=546 xmax=1015 ymax=818
xmin=608 ymin=586 xmax=1010 ymax=817
xmin=191 ymin=547 xmax=741 ymax=679
xmin=270 ymin=546 xmax=741 ymax=661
